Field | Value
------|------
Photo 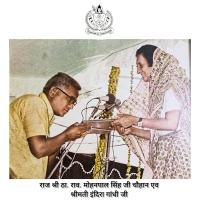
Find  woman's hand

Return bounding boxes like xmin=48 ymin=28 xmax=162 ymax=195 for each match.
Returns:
xmin=112 ymin=125 xmax=150 ymax=139
xmin=112 ymin=125 xmax=132 ymax=136
xmin=111 ymin=114 xmax=139 ymax=128
xmin=112 ymin=125 xmax=140 ymax=136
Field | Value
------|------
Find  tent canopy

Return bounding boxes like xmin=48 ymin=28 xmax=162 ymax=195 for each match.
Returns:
xmin=10 ymin=39 xmax=147 ymax=78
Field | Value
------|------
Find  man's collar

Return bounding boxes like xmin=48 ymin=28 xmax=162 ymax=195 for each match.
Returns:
xmin=39 ymin=92 xmax=55 ymax=125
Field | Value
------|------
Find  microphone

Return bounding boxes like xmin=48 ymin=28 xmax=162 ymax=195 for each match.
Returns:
xmin=88 ymin=94 xmax=116 ymax=120
xmin=94 ymin=99 xmax=121 ymax=119
xmin=94 ymin=94 xmax=116 ymax=104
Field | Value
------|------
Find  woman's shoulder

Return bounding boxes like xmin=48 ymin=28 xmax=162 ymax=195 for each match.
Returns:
xmin=164 ymin=88 xmax=181 ymax=110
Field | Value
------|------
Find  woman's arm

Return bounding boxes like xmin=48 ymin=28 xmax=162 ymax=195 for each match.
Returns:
xmin=142 ymin=110 xmax=180 ymax=131
xmin=112 ymin=110 xmax=180 ymax=131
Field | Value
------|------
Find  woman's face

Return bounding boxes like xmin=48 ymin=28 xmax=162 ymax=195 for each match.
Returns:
xmin=136 ymin=54 xmax=153 ymax=82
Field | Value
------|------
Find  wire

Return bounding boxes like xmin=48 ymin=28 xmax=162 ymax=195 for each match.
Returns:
xmin=81 ymin=106 xmax=96 ymax=121
xmin=60 ymin=136 xmax=86 ymax=178
xmin=53 ymin=122 xmax=68 ymax=128
xmin=85 ymin=98 xmax=97 ymax=120
xmin=111 ymin=131 xmax=116 ymax=162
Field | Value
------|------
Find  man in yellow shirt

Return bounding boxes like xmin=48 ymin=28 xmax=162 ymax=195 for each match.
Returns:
xmin=9 ymin=72 xmax=91 ymax=179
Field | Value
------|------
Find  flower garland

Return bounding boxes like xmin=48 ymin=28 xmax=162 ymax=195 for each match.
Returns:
xmin=93 ymin=66 xmax=120 ymax=179
xmin=126 ymin=65 xmax=141 ymax=179
xmin=103 ymin=66 xmax=120 ymax=119
xmin=130 ymin=65 xmax=134 ymax=94
xmin=125 ymin=149 xmax=131 ymax=178
xmin=136 ymin=159 xmax=141 ymax=179
xmin=125 ymin=65 xmax=134 ymax=179
xmin=93 ymin=134 xmax=106 ymax=179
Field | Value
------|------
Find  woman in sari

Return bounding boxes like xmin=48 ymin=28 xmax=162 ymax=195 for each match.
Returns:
xmin=112 ymin=45 xmax=191 ymax=179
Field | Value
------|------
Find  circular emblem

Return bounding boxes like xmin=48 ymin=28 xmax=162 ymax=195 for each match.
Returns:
xmin=85 ymin=5 xmax=114 ymax=35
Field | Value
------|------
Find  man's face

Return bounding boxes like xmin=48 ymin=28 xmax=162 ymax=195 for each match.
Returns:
xmin=49 ymin=85 xmax=79 ymax=117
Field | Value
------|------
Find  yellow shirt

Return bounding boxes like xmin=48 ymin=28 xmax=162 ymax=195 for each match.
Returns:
xmin=9 ymin=93 xmax=55 ymax=179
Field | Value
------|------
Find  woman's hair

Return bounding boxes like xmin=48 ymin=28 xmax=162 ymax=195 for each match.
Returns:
xmin=43 ymin=72 xmax=81 ymax=94
xmin=136 ymin=44 xmax=158 ymax=67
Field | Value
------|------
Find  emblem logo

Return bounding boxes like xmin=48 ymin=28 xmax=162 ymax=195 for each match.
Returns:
xmin=85 ymin=4 xmax=114 ymax=36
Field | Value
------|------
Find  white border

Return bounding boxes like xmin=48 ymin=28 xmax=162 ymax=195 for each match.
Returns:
xmin=1 ymin=0 xmax=199 ymax=199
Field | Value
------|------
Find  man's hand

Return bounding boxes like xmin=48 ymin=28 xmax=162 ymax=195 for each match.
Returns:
xmin=64 ymin=122 xmax=91 ymax=141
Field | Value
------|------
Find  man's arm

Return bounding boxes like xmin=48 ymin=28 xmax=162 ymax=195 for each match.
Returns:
xmin=27 ymin=123 xmax=91 ymax=158
xmin=46 ymin=149 xmax=60 ymax=178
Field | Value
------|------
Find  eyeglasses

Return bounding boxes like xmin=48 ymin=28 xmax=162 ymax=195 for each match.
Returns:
xmin=56 ymin=87 xmax=77 ymax=106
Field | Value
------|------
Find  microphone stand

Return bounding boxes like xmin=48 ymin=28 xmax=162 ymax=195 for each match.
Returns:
xmin=104 ymin=132 xmax=111 ymax=179
xmin=95 ymin=115 xmax=112 ymax=179
xmin=46 ymin=141 xmax=74 ymax=179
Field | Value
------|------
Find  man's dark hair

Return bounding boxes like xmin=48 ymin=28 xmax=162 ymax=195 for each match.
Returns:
xmin=43 ymin=72 xmax=81 ymax=94
xmin=136 ymin=44 xmax=158 ymax=67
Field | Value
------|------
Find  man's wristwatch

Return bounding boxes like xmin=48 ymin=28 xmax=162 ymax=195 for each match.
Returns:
xmin=137 ymin=117 xmax=143 ymax=127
